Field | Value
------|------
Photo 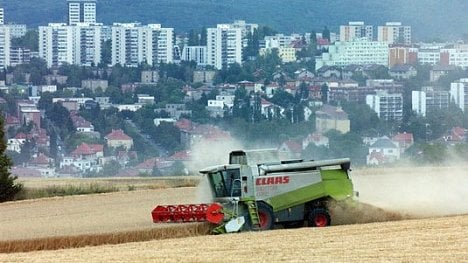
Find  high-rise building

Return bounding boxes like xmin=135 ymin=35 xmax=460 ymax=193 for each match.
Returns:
xmin=412 ymin=87 xmax=450 ymax=117
xmin=111 ymin=23 xmax=174 ymax=67
xmin=68 ymin=0 xmax=96 ymax=25
xmin=315 ymin=38 xmax=389 ymax=70
xmin=339 ymin=22 xmax=373 ymax=42
xmin=39 ymin=23 xmax=102 ymax=67
xmin=450 ymin=78 xmax=468 ymax=112
xmin=378 ymin=22 xmax=411 ymax=45
xmin=0 ymin=25 xmax=11 ymax=69
xmin=181 ymin=46 xmax=207 ymax=65
xmin=206 ymin=24 xmax=242 ymax=69
xmin=366 ymin=91 xmax=403 ymax=121
xmin=0 ymin=8 xmax=4 ymax=25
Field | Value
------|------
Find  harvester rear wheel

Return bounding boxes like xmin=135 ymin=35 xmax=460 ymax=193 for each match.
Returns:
xmin=257 ymin=202 xmax=274 ymax=230
xmin=308 ymin=208 xmax=331 ymax=227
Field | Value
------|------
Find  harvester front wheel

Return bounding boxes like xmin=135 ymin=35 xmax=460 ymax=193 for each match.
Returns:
xmin=257 ymin=202 xmax=274 ymax=230
xmin=308 ymin=208 xmax=331 ymax=227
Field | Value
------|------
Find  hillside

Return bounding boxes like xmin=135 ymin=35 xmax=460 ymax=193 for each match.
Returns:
xmin=1 ymin=0 xmax=467 ymax=40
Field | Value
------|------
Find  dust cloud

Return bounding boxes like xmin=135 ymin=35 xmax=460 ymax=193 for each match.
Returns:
xmin=350 ymin=165 xmax=468 ymax=218
xmin=187 ymin=138 xmax=244 ymax=174
xmin=189 ymin=138 xmax=244 ymax=203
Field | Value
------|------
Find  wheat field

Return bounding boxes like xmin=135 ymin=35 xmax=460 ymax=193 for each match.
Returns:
xmin=0 ymin=187 xmax=197 ymax=241
xmin=1 ymin=215 xmax=467 ymax=262
xmin=1 ymin=166 xmax=467 ymax=261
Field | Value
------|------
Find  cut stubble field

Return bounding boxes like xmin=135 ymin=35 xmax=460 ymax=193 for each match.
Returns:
xmin=1 ymin=215 xmax=467 ymax=262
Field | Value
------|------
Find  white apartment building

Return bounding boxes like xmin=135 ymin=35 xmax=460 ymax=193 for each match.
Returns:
xmin=181 ymin=46 xmax=207 ymax=65
xmin=39 ymin=23 xmax=102 ymax=67
xmin=340 ymin=22 xmax=373 ymax=42
xmin=207 ymin=24 xmax=242 ymax=69
xmin=231 ymin=20 xmax=258 ymax=37
xmin=315 ymin=38 xmax=389 ymax=70
xmin=441 ymin=44 xmax=468 ymax=69
xmin=450 ymin=78 xmax=468 ymax=112
xmin=377 ymin=22 xmax=411 ymax=45
xmin=412 ymin=87 xmax=450 ymax=117
xmin=366 ymin=91 xmax=403 ymax=121
xmin=111 ymin=23 xmax=174 ymax=67
xmin=68 ymin=0 xmax=96 ymax=25
xmin=264 ymin=34 xmax=297 ymax=49
xmin=7 ymin=24 xmax=27 ymax=38
xmin=0 ymin=25 xmax=10 ymax=69
xmin=0 ymin=8 xmax=3 ymax=25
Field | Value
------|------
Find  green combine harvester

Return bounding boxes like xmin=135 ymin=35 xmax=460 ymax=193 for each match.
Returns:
xmin=152 ymin=149 xmax=356 ymax=233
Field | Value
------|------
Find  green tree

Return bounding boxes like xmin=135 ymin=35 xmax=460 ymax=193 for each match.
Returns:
xmin=322 ymin=26 xmax=330 ymax=41
xmin=100 ymin=39 xmax=112 ymax=67
xmin=11 ymin=30 xmax=39 ymax=51
xmin=200 ymin=27 xmax=207 ymax=45
xmin=0 ymin=116 xmax=23 ymax=202
xmin=187 ymin=29 xmax=199 ymax=46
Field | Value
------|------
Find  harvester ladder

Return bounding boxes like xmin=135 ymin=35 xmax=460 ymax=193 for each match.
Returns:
xmin=245 ymin=199 xmax=261 ymax=228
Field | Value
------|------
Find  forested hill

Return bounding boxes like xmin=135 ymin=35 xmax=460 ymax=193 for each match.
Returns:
xmin=1 ymin=0 xmax=467 ymax=40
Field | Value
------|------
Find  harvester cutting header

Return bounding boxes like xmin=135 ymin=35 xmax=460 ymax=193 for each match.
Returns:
xmin=152 ymin=149 xmax=356 ymax=234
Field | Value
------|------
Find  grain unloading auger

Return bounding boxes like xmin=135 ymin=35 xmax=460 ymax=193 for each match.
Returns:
xmin=152 ymin=149 xmax=357 ymax=234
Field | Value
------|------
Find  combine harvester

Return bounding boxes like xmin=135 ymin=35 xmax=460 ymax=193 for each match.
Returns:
xmin=152 ymin=149 xmax=357 ymax=234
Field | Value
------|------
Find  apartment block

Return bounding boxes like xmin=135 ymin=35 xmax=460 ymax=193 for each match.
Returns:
xmin=39 ymin=23 xmax=102 ymax=67
xmin=111 ymin=23 xmax=174 ymax=67
xmin=450 ymin=78 xmax=468 ymax=112
xmin=0 ymin=25 xmax=10 ymax=70
xmin=440 ymin=44 xmax=468 ymax=68
xmin=340 ymin=22 xmax=373 ymax=42
xmin=68 ymin=0 xmax=97 ymax=25
xmin=207 ymin=24 xmax=243 ymax=69
xmin=378 ymin=22 xmax=411 ymax=45
xmin=366 ymin=91 xmax=403 ymax=121
xmin=412 ymin=87 xmax=450 ymax=117
xmin=388 ymin=46 xmax=418 ymax=67
xmin=181 ymin=46 xmax=207 ymax=65
xmin=316 ymin=38 xmax=389 ymax=70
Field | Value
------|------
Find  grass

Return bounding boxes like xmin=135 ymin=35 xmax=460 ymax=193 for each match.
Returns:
xmin=14 ymin=177 xmax=201 ymax=201
xmin=14 ymin=183 xmax=120 ymax=200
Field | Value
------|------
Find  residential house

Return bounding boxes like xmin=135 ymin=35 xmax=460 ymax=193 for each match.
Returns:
xmin=29 ymin=153 xmax=55 ymax=177
xmin=388 ymin=64 xmax=417 ymax=79
xmin=137 ymin=94 xmax=155 ymax=104
xmin=7 ymin=132 xmax=28 ymax=152
xmin=70 ymin=112 xmax=95 ymax=133
xmin=278 ymin=139 xmax=302 ymax=159
xmin=135 ymin=157 xmax=173 ymax=175
xmin=82 ymin=79 xmax=108 ymax=92
xmin=141 ymin=70 xmax=160 ymax=83
xmin=60 ymin=143 xmax=104 ymax=174
xmin=392 ymin=132 xmax=414 ymax=154
xmin=366 ymin=136 xmax=400 ymax=165
xmin=302 ymin=132 xmax=329 ymax=149
xmin=441 ymin=127 xmax=466 ymax=144
xmin=105 ymin=129 xmax=133 ymax=150
xmin=430 ymin=65 xmax=458 ymax=82
xmin=315 ymin=105 xmax=350 ymax=134
xmin=316 ymin=66 xmax=341 ymax=79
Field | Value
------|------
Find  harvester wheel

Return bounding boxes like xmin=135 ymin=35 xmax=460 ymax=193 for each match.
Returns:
xmin=308 ymin=208 xmax=331 ymax=227
xmin=257 ymin=202 xmax=274 ymax=230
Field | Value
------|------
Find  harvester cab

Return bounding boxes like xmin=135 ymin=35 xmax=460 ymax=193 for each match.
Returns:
xmin=151 ymin=149 xmax=355 ymax=234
